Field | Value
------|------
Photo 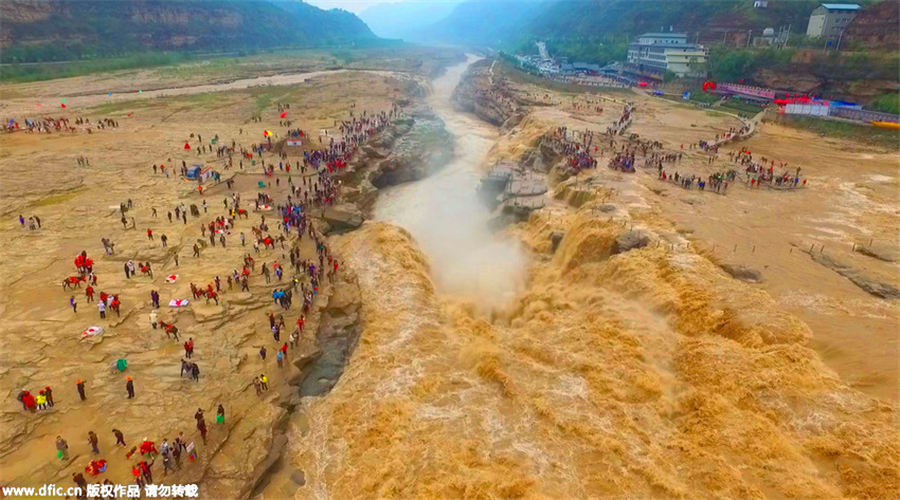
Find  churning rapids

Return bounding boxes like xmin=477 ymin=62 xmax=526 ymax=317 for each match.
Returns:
xmin=2 ymin=44 xmax=896 ymax=500
xmin=373 ymin=56 xmax=526 ymax=305
xmin=278 ymin=54 xmax=898 ymax=500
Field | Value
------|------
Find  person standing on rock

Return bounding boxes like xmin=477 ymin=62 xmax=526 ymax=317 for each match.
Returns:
xmin=76 ymin=379 xmax=86 ymax=401
xmin=162 ymin=447 xmax=175 ymax=476
xmin=184 ymin=338 xmax=194 ymax=359
xmin=98 ymin=300 xmax=106 ymax=319
xmin=147 ymin=228 xmax=153 ymax=241
xmin=125 ymin=376 xmax=135 ymax=399
xmin=132 ymin=463 xmax=145 ymax=490
xmin=259 ymin=346 xmax=267 ymax=361
xmin=190 ymin=362 xmax=200 ymax=382
xmin=171 ymin=439 xmax=183 ymax=469
xmin=44 ymin=386 xmax=54 ymax=407
xmin=70 ymin=296 xmax=77 ymax=313
xmin=149 ymin=309 xmax=158 ymax=330
xmin=72 ymin=472 xmax=88 ymax=500
xmin=194 ymin=408 xmax=208 ymax=444
xmin=140 ymin=459 xmax=153 ymax=484
xmin=124 ymin=262 xmax=131 ymax=279
xmin=88 ymin=430 xmax=100 ymax=454
xmin=216 ymin=404 xmax=225 ymax=424
xmin=112 ymin=428 xmax=126 ymax=447
xmin=56 ymin=435 xmax=69 ymax=461
xmin=260 ymin=374 xmax=269 ymax=391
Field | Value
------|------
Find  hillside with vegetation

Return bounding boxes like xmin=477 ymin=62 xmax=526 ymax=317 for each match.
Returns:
xmin=0 ymin=0 xmax=378 ymax=64
xmin=516 ymin=0 xmax=821 ymax=63
xmin=416 ymin=0 xmax=896 ymax=103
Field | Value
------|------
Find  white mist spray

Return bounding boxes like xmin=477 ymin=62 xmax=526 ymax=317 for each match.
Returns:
xmin=374 ymin=55 xmax=526 ymax=307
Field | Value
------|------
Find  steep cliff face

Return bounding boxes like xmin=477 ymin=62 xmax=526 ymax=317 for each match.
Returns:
xmin=845 ymin=0 xmax=900 ymax=50
xmin=1 ymin=0 xmax=378 ymax=62
xmin=452 ymin=59 xmax=524 ymax=129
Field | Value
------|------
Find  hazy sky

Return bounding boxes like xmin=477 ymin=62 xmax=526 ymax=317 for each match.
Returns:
xmin=307 ymin=0 xmax=413 ymax=13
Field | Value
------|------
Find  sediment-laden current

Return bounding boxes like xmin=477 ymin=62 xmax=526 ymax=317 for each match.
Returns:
xmin=277 ymin=56 xmax=899 ymax=499
xmin=373 ymin=56 xmax=526 ymax=305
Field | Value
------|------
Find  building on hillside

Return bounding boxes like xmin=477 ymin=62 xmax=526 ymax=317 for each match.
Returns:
xmin=535 ymin=41 xmax=550 ymax=62
xmin=626 ymin=32 xmax=707 ymax=78
xmin=806 ymin=4 xmax=861 ymax=42
xmin=844 ymin=0 xmax=899 ymax=49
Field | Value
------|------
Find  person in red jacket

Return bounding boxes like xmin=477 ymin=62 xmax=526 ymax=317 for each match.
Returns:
xmin=22 ymin=391 xmax=36 ymax=412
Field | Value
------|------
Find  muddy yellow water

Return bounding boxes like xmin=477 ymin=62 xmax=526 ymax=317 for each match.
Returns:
xmin=0 ymin=51 xmax=897 ymax=500
xmin=373 ymin=56 xmax=525 ymax=305
xmin=271 ymin=58 xmax=900 ymax=498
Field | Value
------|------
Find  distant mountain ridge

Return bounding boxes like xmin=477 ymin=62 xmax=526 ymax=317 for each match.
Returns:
xmin=405 ymin=0 xmax=826 ymax=58
xmin=0 ymin=0 xmax=379 ymax=63
xmin=359 ymin=0 xmax=462 ymax=39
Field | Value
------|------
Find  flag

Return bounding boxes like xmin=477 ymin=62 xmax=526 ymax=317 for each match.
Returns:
xmin=287 ymin=139 xmax=302 ymax=147
xmin=263 ymin=130 xmax=273 ymax=137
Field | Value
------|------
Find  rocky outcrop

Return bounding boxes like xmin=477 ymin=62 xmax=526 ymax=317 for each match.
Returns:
xmin=322 ymin=205 xmax=364 ymax=234
xmin=367 ymin=111 xmax=453 ymax=188
xmin=854 ymin=243 xmax=898 ymax=263
xmin=718 ymin=263 xmax=764 ymax=284
xmin=452 ymin=59 xmax=523 ymax=129
xmin=845 ymin=1 xmax=900 ymax=50
xmin=801 ymin=247 xmax=900 ymax=299
xmin=612 ymin=229 xmax=651 ymax=255
xmin=297 ymin=278 xmax=362 ymax=397
xmin=333 ymin=110 xmax=453 ymax=219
